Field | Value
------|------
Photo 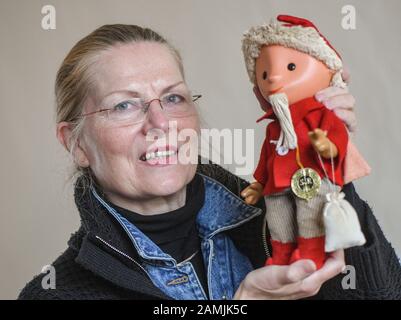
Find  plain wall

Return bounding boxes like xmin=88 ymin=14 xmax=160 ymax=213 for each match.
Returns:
xmin=1 ymin=0 xmax=400 ymax=299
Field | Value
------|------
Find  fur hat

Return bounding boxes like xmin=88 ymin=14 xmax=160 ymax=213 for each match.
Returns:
xmin=242 ymin=15 xmax=346 ymax=88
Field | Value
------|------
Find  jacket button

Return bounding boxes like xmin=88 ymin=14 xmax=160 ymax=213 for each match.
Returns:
xmin=277 ymin=146 xmax=289 ymax=156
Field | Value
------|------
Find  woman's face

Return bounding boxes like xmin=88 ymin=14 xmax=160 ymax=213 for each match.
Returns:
xmin=78 ymin=42 xmax=199 ymax=204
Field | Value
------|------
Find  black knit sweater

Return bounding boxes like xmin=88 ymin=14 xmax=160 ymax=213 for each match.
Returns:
xmin=18 ymin=162 xmax=401 ymax=300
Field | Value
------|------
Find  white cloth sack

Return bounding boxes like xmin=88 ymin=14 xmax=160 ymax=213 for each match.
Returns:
xmin=323 ymin=191 xmax=366 ymax=252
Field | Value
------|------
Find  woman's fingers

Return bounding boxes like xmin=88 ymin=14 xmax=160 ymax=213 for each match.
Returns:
xmin=285 ymin=260 xmax=317 ymax=284
xmin=315 ymin=85 xmax=357 ymax=133
xmin=300 ymin=250 xmax=345 ymax=293
xmin=254 ymin=261 xmax=319 ymax=299
xmin=320 ymin=94 xmax=355 ymax=111
xmin=317 ymin=90 xmax=357 ymax=132
xmin=315 ymin=86 xmax=349 ymax=102
xmin=236 ymin=255 xmax=343 ymax=300
xmin=277 ymin=252 xmax=344 ymax=299
xmin=257 ymin=260 xmax=316 ymax=289
xmin=332 ymin=108 xmax=357 ymax=133
xmin=270 ymin=260 xmax=323 ymax=299
xmin=236 ymin=250 xmax=345 ymax=300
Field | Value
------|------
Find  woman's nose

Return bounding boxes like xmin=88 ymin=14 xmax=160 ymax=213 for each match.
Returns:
xmin=141 ymin=100 xmax=169 ymax=135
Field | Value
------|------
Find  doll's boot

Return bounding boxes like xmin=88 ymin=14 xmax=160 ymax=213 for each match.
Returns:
xmin=290 ymin=236 xmax=326 ymax=269
xmin=265 ymin=240 xmax=296 ymax=266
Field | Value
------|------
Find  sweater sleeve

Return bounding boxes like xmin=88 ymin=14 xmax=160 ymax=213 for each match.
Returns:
xmin=315 ymin=183 xmax=401 ymax=299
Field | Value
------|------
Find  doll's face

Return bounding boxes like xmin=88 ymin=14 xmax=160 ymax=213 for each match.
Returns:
xmin=255 ymin=45 xmax=333 ymax=105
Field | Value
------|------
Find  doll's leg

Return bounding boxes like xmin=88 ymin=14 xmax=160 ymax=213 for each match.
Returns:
xmin=293 ymin=179 xmax=334 ymax=269
xmin=264 ymin=190 xmax=297 ymax=265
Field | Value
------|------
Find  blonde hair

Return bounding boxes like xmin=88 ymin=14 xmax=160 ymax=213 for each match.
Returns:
xmin=55 ymin=24 xmax=184 ymax=182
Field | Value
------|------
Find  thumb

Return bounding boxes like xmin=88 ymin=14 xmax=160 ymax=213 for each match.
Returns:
xmin=286 ymin=260 xmax=317 ymax=283
xmin=260 ymin=260 xmax=316 ymax=290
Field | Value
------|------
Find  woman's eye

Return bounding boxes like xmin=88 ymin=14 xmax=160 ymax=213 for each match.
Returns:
xmin=287 ymin=63 xmax=296 ymax=71
xmin=113 ymin=100 xmax=140 ymax=112
xmin=114 ymin=101 xmax=131 ymax=111
xmin=165 ymin=94 xmax=184 ymax=104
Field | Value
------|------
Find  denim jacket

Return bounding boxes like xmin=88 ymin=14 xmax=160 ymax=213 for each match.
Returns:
xmin=91 ymin=173 xmax=263 ymax=300
xmin=19 ymin=163 xmax=401 ymax=300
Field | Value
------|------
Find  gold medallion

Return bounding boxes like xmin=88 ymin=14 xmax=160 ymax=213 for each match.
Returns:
xmin=291 ymin=168 xmax=321 ymax=200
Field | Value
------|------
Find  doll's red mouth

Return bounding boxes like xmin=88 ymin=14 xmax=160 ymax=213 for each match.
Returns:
xmin=269 ymin=87 xmax=283 ymax=94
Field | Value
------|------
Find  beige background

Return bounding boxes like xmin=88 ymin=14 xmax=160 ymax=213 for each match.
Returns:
xmin=1 ymin=0 xmax=400 ymax=299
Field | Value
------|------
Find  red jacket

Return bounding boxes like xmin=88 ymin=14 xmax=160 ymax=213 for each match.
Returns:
xmin=254 ymin=96 xmax=348 ymax=196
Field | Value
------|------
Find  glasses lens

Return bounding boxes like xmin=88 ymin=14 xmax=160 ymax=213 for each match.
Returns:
xmin=103 ymin=92 xmax=199 ymax=125
xmin=106 ymin=99 xmax=145 ymax=124
xmin=160 ymin=93 xmax=195 ymax=117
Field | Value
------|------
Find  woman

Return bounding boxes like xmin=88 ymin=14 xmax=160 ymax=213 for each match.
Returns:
xmin=19 ymin=24 xmax=401 ymax=300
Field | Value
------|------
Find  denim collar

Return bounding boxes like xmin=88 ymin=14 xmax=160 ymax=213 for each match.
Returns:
xmin=91 ymin=173 xmax=262 ymax=264
xmin=195 ymin=173 xmax=262 ymax=238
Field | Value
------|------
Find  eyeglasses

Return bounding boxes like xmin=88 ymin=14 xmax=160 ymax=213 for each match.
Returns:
xmin=73 ymin=93 xmax=202 ymax=125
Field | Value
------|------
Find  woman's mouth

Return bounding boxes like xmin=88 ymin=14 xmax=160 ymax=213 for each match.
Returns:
xmin=143 ymin=149 xmax=177 ymax=161
xmin=139 ymin=146 xmax=178 ymax=166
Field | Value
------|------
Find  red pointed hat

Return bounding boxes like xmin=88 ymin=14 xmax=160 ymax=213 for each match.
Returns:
xmin=242 ymin=14 xmax=346 ymax=88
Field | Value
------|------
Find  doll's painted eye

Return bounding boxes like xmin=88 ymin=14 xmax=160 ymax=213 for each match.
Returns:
xmin=287 ymin=63 xmax=296 ymax=71
xmin=262 ymin=71 xmax=267 ymax=80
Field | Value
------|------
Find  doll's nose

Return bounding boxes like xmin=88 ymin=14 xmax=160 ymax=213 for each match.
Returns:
xmin=268 ymin=75 xmax=282 ymax=83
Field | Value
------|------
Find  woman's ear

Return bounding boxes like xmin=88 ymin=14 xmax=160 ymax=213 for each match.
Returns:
xmin=56 ymin=121 xmax=90 ymax=168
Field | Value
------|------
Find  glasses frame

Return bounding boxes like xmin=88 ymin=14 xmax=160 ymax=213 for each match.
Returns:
xmin=72 ymin=94 xmax=202 ymax=121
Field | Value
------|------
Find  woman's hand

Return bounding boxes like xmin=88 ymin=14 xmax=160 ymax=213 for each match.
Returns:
xmin=241 ymin=181 xmax=264 ymax=205
xmin=315 ymin=68 xmax=357 ymax=133
xmin=234 ymin=250 xmax=345 ymax=300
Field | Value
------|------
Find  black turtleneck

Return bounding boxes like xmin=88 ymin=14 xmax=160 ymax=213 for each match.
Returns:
xmin=112 ymin=174 xmax=208 ymax=296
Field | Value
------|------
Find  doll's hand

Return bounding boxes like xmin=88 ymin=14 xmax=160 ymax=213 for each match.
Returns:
xmin=233 ymin=250 xmax=345 ymax=300
xmin=253 ymin=86 xmax=269 ymax=112
xmin=308 ymin=128 xmax=338 ymax=159
xmin=315 ymin=68 xmax=357 ymax=133
xmin=241 ymin=181 xmax=264 ymax=205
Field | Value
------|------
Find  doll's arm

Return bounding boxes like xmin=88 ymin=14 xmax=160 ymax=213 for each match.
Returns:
xmin=253 ymin=137 xmax=269 ymax=185
xmin=308 ymin=109 xmax=348 ymax=162
xmin=308 ymin=128 xmax=338 ymax=159
xmin=241 ymin=138 xmax=269 ymax=205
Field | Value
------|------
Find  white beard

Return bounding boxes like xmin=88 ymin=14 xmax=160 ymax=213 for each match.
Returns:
xmin=267 ymin=93 xmax=297 ymax=150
